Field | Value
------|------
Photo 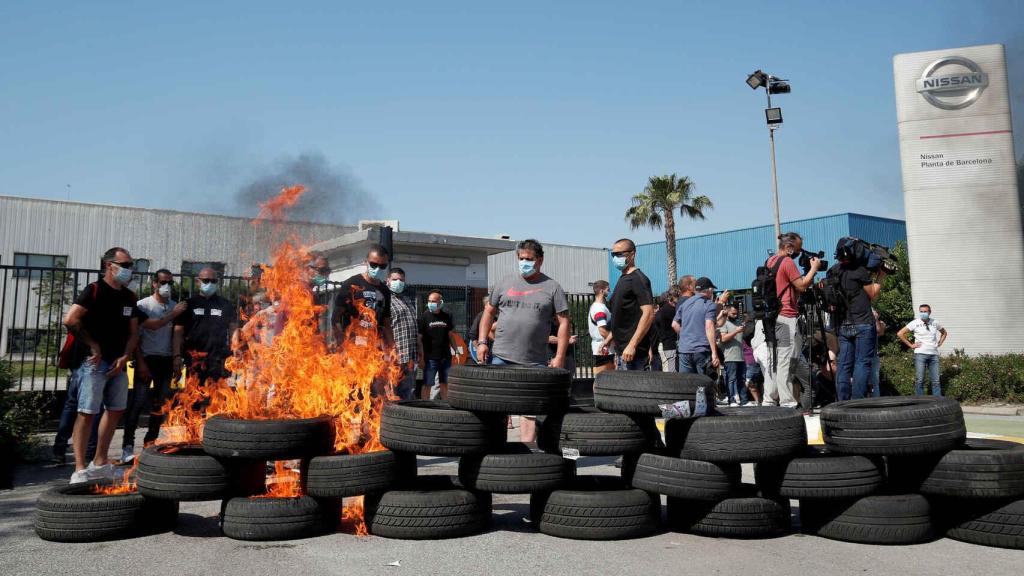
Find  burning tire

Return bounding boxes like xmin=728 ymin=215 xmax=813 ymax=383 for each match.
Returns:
xmin=202 ymin=415 xmax=335 ymax=460
xmin=380 ymin=400 xmax=506 ymax=456
xmin=594 ymin=371 xmax=714 ymax=416
xmin=529 ymin=476 xmax=660 ymax=540
xmin=800 ymin=494 xmax=934 ymax=545
xmin=35 ymin=482 xmax=178 ymax=542
xmin=754 ymin=446 xmax=884 ymax=499
xmin=886 ymin=439 xmax=1024 ymax=499
xmin=221 ymin=495 xmax=338 ymax=541
xmin=537 ymin=409 xmax=658 ymax=456
xmin=306 ymin=450 xmax=416 ymax=498
xmin=664 ymin=407 xmax=806 ymax=463
xmin=820 ymin=396 xmax=966 ymax=457
xmin=629 ymin=453 xmax=740 ymax=501
xmin=667 ymin=488 xmax=790 ymax=539
xmin=448 ymin=364 xmax=572 ymax=414
xmin=364 ymin=476 xmax=491 ymax=539
xmin=459 ymin=442 xmax=575 ymax=493
xmin=137 ymin=443 xmax=230 ymax=501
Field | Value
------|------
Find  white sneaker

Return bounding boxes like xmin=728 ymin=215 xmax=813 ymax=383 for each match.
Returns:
xmin=729 ymin=402 xmax=739 ymax=407
xmin=120 ymin=447 xmax=135 ymax=464
xmin=69 ymin=469 xmax=90 ymax=484
xmin=743 ymin=401 xmax=759 ymax=407
xmin=781 ymin=402 xmax=799 ymax=409
xmin=86 ymin=462 xmax=116 ymax=480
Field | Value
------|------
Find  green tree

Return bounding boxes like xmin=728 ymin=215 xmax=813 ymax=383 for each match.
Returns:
xmin=873 ymin=241 xmax=913 ymax=351
xmin=31 ymin=267 xmax=75 ymax=362
xmin=625 ymin=174 xmax=712 ymax=287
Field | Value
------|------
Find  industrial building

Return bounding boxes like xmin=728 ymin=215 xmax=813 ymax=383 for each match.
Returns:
xmin=610 ymin=213 xmax=908 ymax=295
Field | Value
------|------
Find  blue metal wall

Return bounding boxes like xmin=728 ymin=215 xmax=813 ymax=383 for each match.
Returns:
xmin=609 ymin=213 xmax=907 ymax=294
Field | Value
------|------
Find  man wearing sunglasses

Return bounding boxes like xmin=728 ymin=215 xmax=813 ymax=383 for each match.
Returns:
xmin=173 ymin=267 xmax=237 ymax=385
xmin=62 ymin=247 xmax=142 ymax=483
xmin=120 ymin=269 xmax=187 ymax=463
xmin=608 ymin=238 xmax=656 ymax=370
xmin=332 ymin=244 xmax=394 ymax=351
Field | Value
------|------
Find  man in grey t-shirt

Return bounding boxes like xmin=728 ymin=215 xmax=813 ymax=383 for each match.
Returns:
xmin=477 ymin=239 xmax=569 ymax=442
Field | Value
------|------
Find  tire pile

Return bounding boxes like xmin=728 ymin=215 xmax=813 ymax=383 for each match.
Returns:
xmin=35 ymin=370 xmax=1024 ymax=549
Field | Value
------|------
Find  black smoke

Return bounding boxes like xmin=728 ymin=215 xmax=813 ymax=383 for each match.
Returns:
xmin=235 ymin=153 xmax=380 ymax=223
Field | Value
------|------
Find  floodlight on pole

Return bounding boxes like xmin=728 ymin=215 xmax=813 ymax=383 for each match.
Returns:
xmin=746 ymin=69 xmax=791 ymax=240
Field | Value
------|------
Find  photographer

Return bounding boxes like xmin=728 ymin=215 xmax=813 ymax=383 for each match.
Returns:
xmin=755 ymin=232 xmax=821 ymax=408
xmin=832 ymin=247 xmax=887 ymax=401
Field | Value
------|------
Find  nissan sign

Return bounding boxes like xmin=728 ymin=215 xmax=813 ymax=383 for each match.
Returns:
xmin=915 ymin=56 xmax=989 ymax=110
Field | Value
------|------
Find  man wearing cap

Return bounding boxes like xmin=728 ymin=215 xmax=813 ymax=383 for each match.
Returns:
xmin=673 ymin=277 xmax=730 ymax=375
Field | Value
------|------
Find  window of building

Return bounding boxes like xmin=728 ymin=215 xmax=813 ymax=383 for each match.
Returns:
xmin=13 ymin=253 xmax=68 ymax=279
xmin=134 ymin=259 xmax=151 ymax=275
xmin=181 ymin=261 xmax=226 ymax=277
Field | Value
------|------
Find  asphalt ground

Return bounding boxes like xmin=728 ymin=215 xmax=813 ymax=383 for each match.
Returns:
xmin=2 ymin=417 xmax=1023 ymax=576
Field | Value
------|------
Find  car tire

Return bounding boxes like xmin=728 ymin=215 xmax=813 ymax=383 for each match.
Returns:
xmin=940 ymin=497 xmax=1024 ymax=550
xmin=137 ymin=443 xmax=230 ymax=501
xmin=459 ymin=442 xmax=575 ymax=493
xmin=887 ymin=439 xmax=1024 ymax=499
xmin=221 ymin=495 xmax=338 ymax=541
xmin=800 ymin=494 xmax=934 ymax=545
xmin=364 ymin=476 xmax=491 ymax=539
xmin=537 ymin=409 xmax=658 ymax=456
xmin=202 ymin=416 xmax=335 ymax=460
xmin=594 ymin=371 xmax=714 ymax=416
xmin=664 ymin=407 xmax=806 ymax=463
xmin=629 ymin=453 xmax=740 ymax=501
xmin=820 ymin=396 xmax=965 ymax=457
xmin=667 ymin=487 xmax=790 ymax=538
xmin=307 ymin=450 xmax=416 ymax=498
xmin=530 ymin=476 xmax=660 ymax=540
xmin=448 ymin=364 xmax=572 ymax=414
xmin=755 ymin=446 xmax=884 ymax=499
xmin=35 ymin=482 xmax=178 ymax=542
xmin=380 ymin=400 xmax=506 ymax=456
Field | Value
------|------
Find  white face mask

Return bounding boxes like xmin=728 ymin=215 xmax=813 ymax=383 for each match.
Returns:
xmin=157 ymin=284 xmax=172 ymax=299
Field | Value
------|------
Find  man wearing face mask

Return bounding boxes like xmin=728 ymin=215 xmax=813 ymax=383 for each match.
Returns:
xmin=121 ymin=269 xmax=187 ymax=462
xmin=173 ymin=267 xmax=238 ymax=386
xmin=62 ymin=247 xmax=142 ymax=483
xmin=388 ymin=267 xmax=421 ymax=400
xmin=478 ymin=239 xmax=569 ymax=442
xmin=419 ymin=290 xmax=457 ymax=400
xmin=608 ymin=238 xmax=656 ymax=370
xmin=332 ymin=244 xmax=394 ymax=349
xmin=898 ymin=304 xmax=947 ymax=396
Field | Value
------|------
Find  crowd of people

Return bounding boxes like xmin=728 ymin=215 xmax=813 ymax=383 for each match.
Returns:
xmin=54 ymin=234 xmax=949 ymax=484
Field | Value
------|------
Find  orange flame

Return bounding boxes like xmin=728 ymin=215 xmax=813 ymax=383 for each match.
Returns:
xmin=254 ymin=461 xmax=303 ymax=498
xmin=341 ymin=496 xmax=368 ymax=536
xmin=91 ymin=459 xmax=139 ymax=495
xmin=154 ymin=185 xmax=400 ymax=522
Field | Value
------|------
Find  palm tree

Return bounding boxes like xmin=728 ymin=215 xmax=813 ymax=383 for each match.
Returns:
xmin=625 ymin=174 xmax=713 ymax=287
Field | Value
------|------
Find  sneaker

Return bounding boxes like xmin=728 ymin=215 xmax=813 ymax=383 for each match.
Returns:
xmin=715 ymin=398 xmax=729 ymax=406
xmin=613 ymin=456 xmax=623 ymax=468
xmin=743 ymin=401 xmax=759 ymax=407
xmin=120 ymin=447 xmax=135 ymax=465
xmin=86 ymin=462 xmax=116 ymax=480
xmin=69 ymin=469 xmax=90 ymax=484
xmin=729 ymin=402 xmax=739 ymax=407
xmin=781 ymin=402 xmax=799 ymax=409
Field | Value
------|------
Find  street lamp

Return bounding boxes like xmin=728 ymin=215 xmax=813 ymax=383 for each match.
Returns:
xmin=747 ymin=70 xmax=792 ymax=240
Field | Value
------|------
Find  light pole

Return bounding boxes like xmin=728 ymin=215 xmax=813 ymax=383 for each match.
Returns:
xmin=746 ymin=70 xmax=790 ymax=240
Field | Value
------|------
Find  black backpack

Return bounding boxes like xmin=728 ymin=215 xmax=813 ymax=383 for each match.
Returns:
xmin=821 ymin=264 xmax=850 ymax=324
xmin=751 ymin=256 xmax=788 ymax=324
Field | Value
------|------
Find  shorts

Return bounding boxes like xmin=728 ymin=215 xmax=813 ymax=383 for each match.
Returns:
xmin=76 ymin=358 xmax=129 ymax=414
xmin=593 ymin=354 xmax=615 ymax=367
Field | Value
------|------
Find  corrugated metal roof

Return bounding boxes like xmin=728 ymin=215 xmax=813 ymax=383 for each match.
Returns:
xmin=610 ymin=213 xmax=907 ymax=294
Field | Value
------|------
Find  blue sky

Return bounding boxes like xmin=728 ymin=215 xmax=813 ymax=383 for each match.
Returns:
xmin=1 ymin=1 xmax=1021 ymax=246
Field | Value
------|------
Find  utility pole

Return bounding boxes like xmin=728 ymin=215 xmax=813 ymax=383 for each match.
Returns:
xmin=766 ymin=87 xmax=781 ymax=240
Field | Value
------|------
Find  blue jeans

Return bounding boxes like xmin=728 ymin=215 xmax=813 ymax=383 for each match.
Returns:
xmin=423 ymin=357 xmax=452 ymax=399
xmin=836 ymin=323 xmax=877 ymax=401
xmin=53 ymin=370 xmax=100 ymax=459
xmin=724 ymin=361 xmax=748 ymax=404
xmin=914 ymin=354 xmax=941 ymax=396
xmin=615 ymin=354 xmax=650 ymax=371
xmin=679 ymin=350 xmax=711 ymax=376
xmin=870 ymin=355 xmax=881 ymax=397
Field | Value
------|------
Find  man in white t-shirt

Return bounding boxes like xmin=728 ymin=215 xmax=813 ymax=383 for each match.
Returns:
xmin=897 ymin=303 xmax=948 ymax=396
xmin=588 ymin=280 xmax=614 ymax=375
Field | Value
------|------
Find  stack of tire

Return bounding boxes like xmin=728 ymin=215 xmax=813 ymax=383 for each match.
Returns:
xmin=791 ymin=396 xmax=1024 ymax=549
xmin=528 ymin=371 xmax=716 ymax=540
xmin=370 ymin=364 xmax=575 ymax=539
xmin=619 ymin=370 xmax=806 ymax=539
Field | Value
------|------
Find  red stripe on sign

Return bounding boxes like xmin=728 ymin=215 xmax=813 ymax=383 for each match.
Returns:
xmin=919 ymin=130 xmax=1012 ymax=140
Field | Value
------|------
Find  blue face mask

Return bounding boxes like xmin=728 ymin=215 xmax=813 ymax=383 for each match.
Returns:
xmin=367 ymin=263 xmax=387 ymax=280
xmin=519 ymin=259 xmax=536 ymax=277
xmin=199 ymin=281 xmax=217 ymax=296
xmin=113 ymin=265 xmax=132 ymax=285
xmin=311 ymin=275 xmax=326 ymax=287
xmin=919 ymin=312 xmax=930 ymax=321
xmin=427 ymin=301 xmax=442 ymax=313
xmin=612 ymin=256 xmax=628 ymax=271
xmin=389 ymin=280 xmax=405 ymax=293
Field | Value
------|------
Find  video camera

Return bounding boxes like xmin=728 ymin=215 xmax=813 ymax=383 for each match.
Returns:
xmin=834 ymin=237 xmax=898 ymax=274
xmin=797 ymin=249 xmax=828 ymax=274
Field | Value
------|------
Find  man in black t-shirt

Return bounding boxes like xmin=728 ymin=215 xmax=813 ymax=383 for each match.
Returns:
xmin=63 ymin=247 xmax=142 ymax=483
xmin=654 ymin=288 xmax=682 ymax=372
xmin=608 ymin=238 xmax=656 ymax=370
xmin=173 ymin=267 xmax=238 ymax=385
xmin=332 ymin=244 xmax=394 ymax=349
xmin=832 ymin=263 xmax=886 ymax=401
xmin=418 ymin=290 xmax=456 ymax=399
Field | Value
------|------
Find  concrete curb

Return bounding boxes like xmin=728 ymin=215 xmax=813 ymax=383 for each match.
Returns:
xmin=961 ymin=405 xmax=1024 ymax=416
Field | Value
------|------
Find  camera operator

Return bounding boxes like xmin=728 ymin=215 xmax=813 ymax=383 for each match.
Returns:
xmin=833 ymin=254 xmax=887 ymax=401
xmin=755 ymin=232 xmax=821 ymax=408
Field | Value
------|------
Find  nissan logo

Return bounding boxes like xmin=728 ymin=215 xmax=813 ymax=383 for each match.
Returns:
xmin=915 ymin=56 xmax=989 ymax=110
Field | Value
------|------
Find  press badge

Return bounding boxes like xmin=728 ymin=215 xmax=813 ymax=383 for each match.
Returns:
xmin=211 ymin=309 xmax=223 ymax=317
xmin=122 ymin=307 xmax=132 ymax=316
xmin=194 ymin=309 xmax=205 ymax=316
